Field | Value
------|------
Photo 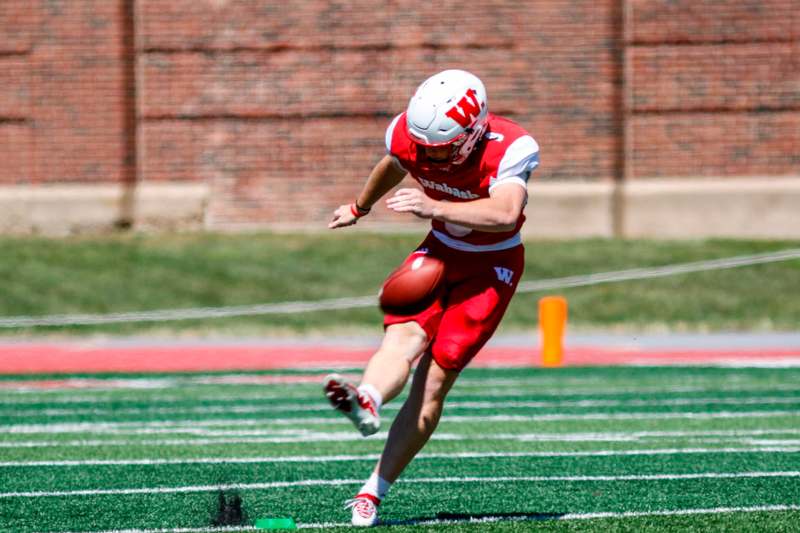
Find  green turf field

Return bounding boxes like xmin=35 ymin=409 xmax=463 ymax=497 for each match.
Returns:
xmin=2 ymin=366 xmax=799 ymax=532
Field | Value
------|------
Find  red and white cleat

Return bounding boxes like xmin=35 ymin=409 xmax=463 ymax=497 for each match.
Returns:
xmin=345 ymin=493 xmax=380 ymax=527
xmin=323 ymin=373 xmax=380 ymax=437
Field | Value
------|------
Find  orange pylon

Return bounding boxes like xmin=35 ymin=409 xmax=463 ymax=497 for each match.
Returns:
xmin=539 ymin=296 xmax=568 ymax=367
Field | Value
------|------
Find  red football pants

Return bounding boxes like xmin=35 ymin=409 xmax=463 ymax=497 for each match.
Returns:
xmin=383 ymin=233 xmax=525 ymax=371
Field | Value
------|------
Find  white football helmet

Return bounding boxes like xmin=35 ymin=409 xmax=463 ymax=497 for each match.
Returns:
xmin=406 ymin=69 xmax=489 ymax=165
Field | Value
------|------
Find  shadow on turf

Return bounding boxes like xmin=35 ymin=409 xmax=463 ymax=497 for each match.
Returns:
xmin=382 ymin=511 xmax=566 ymax=526
xmin=211 ymin=490 xmax=248 ymax=526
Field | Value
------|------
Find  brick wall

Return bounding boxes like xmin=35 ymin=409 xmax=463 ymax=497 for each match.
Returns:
xmin=137 ymin=0 xmax=623 ymax=226
xmin=0 ymin=1 xmax=134 ymax=186
xmin=0 ymin=1 xmax=35 ymax=184
xmin=1 ymin=0 xmax=798 ymax=229
xmin=625 ymin=0 xmax=800 ymax=178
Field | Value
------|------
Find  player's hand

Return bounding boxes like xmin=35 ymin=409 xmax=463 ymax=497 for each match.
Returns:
xmin=386 ymin=188 xmax=437 ymax=219
xmin=328 ymin=204 xmax=359 ymax=229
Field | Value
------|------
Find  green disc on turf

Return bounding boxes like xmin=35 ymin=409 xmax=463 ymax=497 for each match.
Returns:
xmin=254 ymin=517 xmax=297 ymax=530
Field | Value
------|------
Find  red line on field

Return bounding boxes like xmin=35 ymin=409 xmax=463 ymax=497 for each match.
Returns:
xmin=0 ymin=345 xmax=372 ymax=374
xmin=0 ymin=373 xmax=358 ymax=391
xmin=0 ymin=343 xmax=799 ymax=374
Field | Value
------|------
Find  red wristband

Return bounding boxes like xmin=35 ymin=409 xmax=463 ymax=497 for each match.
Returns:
xmin=350 ymin=203 xmax=370 ymax=218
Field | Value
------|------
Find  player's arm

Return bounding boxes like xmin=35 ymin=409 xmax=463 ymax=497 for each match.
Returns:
xmin=386 ymin=183 xmax=527 ymax=233
xmin=328 ymin=155 xmax=407 ymax=229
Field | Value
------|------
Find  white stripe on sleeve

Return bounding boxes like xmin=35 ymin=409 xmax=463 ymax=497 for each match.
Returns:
xmin=385 ymin=113 xmax=404 ymax=153
xmin=490 ymin=135 xmax=540 ymax=193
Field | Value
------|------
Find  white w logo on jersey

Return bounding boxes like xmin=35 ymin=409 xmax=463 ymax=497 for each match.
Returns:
xmin=494 ymin=267 xmax=514 ymax=285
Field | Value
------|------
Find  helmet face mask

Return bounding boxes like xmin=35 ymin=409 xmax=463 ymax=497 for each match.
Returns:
xmin=406 ymin=70 xmax=488 ymax=167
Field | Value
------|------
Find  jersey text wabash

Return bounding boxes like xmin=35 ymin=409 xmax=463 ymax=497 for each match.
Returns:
xmin=386 ymin=112 xmax=539 ymax=251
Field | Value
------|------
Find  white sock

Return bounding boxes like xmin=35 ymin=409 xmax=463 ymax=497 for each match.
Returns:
xmin=357 ymin=383 xmax=383 ymax=412
xmin=358 ymin=472 xmax=392 ymax=501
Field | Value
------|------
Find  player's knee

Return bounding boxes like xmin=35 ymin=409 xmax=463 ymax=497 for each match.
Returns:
xmin=431 ymin=338 xmax=470 ymax=372
xmin=384 ymin=322 xmax=429 ymax=361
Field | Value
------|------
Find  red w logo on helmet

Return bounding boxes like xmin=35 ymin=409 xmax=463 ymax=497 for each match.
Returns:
xmin=445 ymin=88 xmax=482 ymax=128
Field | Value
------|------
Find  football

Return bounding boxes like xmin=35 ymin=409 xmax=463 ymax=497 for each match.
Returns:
xmin=379 ymin=255 xmax=445 ymax=315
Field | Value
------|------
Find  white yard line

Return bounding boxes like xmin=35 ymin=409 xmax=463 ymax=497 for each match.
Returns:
xmin=56 ymin=427 xmax=800 ymax=440
xmin=0 ymin=374 xmax=336 ymax=393
xmin=4 ymin=409 xmax=800 ymax=435
xmin=62 ymin=528 xmax=255 ymax=533
xmin=51 ymin=504 xmax=800 ymax=533
xmin=704 ymin=359 xmax=800 ymax=368
xmin=3 ymin=471 xmax=800 ymax=499
xmin=61 ymin=528 xmax=255 ymax=533
xmin=5 ymin=395 xmax=800 ymax=417
xmin=8 ymin=425 xmax=798 ymax=442
xmin=298 ymin=503 xmax=800 ymax=529
xmin=2 ymin=447 xmax=800 ymax=467
xmin=52 ymin=504 xmax=800 ymax=532
xmin=0 ymin=433 xmax=387 ymax=448
xmin=448 ymin=397 xmax=800 ymax=408
xmin=451 ymin=383 xmax=800 ymax=397
xmin=558 ymin=504 xmax=800 ymax=521
xmin=442 ymin=410 xmax=800 ymax=422
xmin=51 ymin=503 xmax=800 ymax=532
xmin=4 ymin=426 xmax=800 ymax=450
xmin=0 ymin=392 xmax=301 ymax=404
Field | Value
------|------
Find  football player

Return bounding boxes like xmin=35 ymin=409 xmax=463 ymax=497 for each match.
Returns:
xmin=326 ymin=69 xmax=540 ymax=526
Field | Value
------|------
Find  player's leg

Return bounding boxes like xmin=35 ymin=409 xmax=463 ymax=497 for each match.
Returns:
xmin=430 ymin=246 xmax=525 ymax=373
xmin=371 ymin=282 xmax=514 ymax=481
xmin=376 ymin=350 xmax=459 ymax=481
xmin=323 ymin=322 xmax=428 ymax=437
xmin=325 ymin=240 xmax=444 ymax=437
xmin=362 ymin=321 xmax=429 ymax=404
xmin=347 ymin=351 xmax=458 ymax=526
xmin=347 ymin=248 xmax=524 ymax=525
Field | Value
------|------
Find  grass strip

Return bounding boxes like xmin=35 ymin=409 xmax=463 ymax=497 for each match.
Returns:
xmin=2 ymin=233 xmax=799 ymax=334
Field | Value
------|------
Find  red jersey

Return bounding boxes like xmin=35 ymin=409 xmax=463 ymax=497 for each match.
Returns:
xmin=386 ymin=112 xmax=539 ymax=252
